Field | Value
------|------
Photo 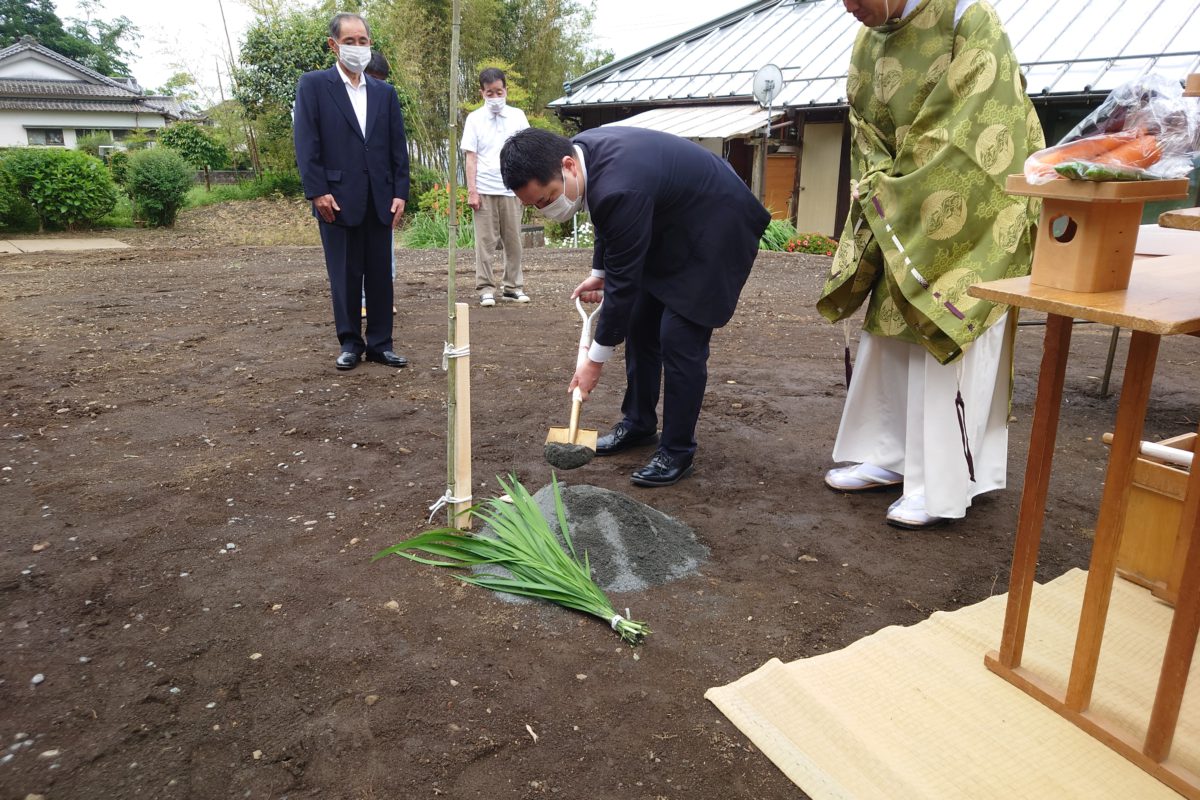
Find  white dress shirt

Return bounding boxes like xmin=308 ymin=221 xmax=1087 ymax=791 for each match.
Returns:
xmin=336 ymin=62 xmax=368 ymax=137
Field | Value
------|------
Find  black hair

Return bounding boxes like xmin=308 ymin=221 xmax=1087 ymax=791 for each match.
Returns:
xmin=366 ymin=50 xmax=390 ymax=80
xmin=500 ymin=128 xmax=573 ymax=191
xmin=479 ymin=67 xmax=506 ymax=89
xmin=329 ymin=12 xmax=371 ymax=40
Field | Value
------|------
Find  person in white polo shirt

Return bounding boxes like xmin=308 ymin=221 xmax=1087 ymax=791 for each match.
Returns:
xmin=461 ymin=67 xmax=531 ymax=307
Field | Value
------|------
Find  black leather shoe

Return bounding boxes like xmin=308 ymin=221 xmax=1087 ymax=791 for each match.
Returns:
xmin=365 ymin=350 xmax=408 ymax=368
xmin=630 ymin=450 xmax=694 ymax=488
xmin=595 ymin=422 xmax=658 ymax=456
xmin=335 ymin=351 xmax=361 ymax=370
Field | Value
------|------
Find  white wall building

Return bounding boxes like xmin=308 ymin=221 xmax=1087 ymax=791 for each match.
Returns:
xmin=0 ymin=35 xmax=185 ymax=149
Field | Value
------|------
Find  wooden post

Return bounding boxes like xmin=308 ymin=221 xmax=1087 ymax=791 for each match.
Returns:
xmin=994 ymin=312 xmax=1073 ymax=668
xmin=1066 ymin=329 xmax=1160 ymax=711
xmin=451 ymin=302 xmax=472 ymax=529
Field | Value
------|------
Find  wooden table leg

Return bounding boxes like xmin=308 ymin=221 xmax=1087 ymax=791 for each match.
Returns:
xmin=1144 ymin=427 xmax=1200 ymax=762
xmin=1065 ymin=330 xmax=1161 ymax=711
xmin=994 ymin=313 xmax=1073 ymax=668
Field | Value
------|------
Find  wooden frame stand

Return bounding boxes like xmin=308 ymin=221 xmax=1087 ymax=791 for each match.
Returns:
xmin=1006 ymin=175 xmax=1189 ymax=293
xmin=970 ymin=258 xmax=1200 ymax=799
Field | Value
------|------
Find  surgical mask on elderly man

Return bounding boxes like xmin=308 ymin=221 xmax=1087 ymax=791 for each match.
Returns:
xmin=539 ymin=169 xmax=583 ymax=222
xmin=485 ymin=97 xmax=506 ymax=114
xmin=338 ymin=44 xmax=372 ymax=74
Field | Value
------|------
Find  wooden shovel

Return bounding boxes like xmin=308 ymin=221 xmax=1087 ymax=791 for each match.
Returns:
xmin=544 ymin=298 xmax=602 ymax=468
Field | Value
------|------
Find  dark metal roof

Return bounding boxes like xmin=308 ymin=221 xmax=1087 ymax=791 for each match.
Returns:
xmin=553 ymin=0 xmax=1200 ymax=110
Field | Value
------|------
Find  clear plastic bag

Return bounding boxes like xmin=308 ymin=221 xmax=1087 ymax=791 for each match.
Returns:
xmin=1023 ymin=74 xmax=1200 ymax=183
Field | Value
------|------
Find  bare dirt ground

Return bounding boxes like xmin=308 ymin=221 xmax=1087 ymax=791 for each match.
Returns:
xmin=3 ymin=200 xmax=1199 ymax=799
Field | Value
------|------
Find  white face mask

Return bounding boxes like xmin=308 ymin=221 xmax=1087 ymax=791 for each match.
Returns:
xmin=338 ymin=44 xmax=372 ymax=74
xmin=538 ymin=167 xmax=583 ymax=223
xmin=485 ymin=96 xmax=506 ymax=114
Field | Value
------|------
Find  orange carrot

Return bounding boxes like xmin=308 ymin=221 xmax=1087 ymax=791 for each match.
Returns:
xmin=1024 ymin=132 xmax=1147 ymax=183
xmin=1034 ymin=135 xmax=1126 ymax=166
xmin=1096 ymin=134 xmax=1161 ymax=169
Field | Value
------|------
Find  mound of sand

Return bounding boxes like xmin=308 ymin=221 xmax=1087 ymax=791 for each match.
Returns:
xmin=477 ymin=483 xmax=708 ymax=601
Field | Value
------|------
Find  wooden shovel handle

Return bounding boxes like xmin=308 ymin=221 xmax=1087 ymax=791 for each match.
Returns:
xmin=567 ymin=387 xmax=583 ymax=441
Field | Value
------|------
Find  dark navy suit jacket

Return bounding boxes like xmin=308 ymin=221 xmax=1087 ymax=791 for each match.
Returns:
xmin=574 ymin=127 xmax=771 ymax=348
xmin=293 ymin=66 xmax=410 ymax=227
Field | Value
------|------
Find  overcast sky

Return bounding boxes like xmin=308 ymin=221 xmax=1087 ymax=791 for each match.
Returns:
xmin=51 ymin=0 xmax=741 ymax=98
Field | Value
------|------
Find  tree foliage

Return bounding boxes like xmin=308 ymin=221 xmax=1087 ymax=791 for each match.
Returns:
xmin=231 ymin=0 xmax=609 ymax=173
xmin=0 ymin=0 xmax=139 ymax=77
xmin=158 ymin=122 xmax=230 ymax=170
xmin=232 ymin=7 xmax=334 ymax=118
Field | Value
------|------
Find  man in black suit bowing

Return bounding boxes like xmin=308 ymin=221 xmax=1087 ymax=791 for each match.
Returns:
xmin=293 ymin=12 xmax=409 ymax=371
xmin=501 ymin=127 xmax=770 ymax=487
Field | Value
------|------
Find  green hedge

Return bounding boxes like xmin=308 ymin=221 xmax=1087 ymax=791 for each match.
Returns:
xmin=0 ymin=148 xmax=117 ymax=231
xmin=127 ymin=148 xmax=194 ymax=227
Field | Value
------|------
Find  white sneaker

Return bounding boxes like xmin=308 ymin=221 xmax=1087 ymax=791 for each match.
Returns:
xmin=480 ymin=293 xmax=495 ymax=307
xmin=825 ymin=463 xmax=902 ymax=493
xmin=886 ymin=493 xmax=946 ymax=530
xmin=503 ymin=289 xmax=531 ymax=303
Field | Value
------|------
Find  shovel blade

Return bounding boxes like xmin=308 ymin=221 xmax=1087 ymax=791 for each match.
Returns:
xmin=545 ymin=426 xmax=597 ymax=450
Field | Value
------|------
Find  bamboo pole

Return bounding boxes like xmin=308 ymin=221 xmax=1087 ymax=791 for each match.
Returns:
xmin=445 ymin=0 xmax=472 ymax=529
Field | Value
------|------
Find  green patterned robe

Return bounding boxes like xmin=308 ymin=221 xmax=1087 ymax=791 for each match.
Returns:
xmin=817 ymin=0 xmax=1044 ymax=365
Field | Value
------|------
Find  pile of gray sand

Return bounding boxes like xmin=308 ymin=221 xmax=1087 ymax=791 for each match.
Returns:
xmin=477 ymin=483 xmax=708 ymax=601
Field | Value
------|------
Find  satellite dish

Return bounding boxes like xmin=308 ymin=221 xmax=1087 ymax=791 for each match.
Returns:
xmin=752 ymin=64 xmax=784 ymax=108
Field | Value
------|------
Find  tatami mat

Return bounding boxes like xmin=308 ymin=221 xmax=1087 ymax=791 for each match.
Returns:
xmin=706 ymin=569 xmax=1198 ymax=799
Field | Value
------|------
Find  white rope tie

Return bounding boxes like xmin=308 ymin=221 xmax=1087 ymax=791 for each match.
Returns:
xmin=610 ymin=607 xmax=633 ymax=630
xmin=441 ymin=342 xmax=470 ymax=370
xmin=427 ymin=490 xmax=473 ymax=522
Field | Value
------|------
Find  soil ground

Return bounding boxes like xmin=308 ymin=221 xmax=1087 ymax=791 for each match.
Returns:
xmin=3 ymin=200 xmax=1199 ymax=799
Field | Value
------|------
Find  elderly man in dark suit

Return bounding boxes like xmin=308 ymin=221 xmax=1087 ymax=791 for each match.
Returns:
xmin=293 ymin=12 xmax=409 ymax=371
xmin=501 ymin=127 xmax=770 ymax=487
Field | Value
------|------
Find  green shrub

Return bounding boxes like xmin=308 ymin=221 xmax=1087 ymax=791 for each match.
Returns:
xmin=126 ymin=148 xmax=194 ymax=227
xmin=406 ymin=165 xmax=441 ymax=214
xmin=0 ymin=148 xmax=117 ymax=230
xmin=759 ymin=218 xmax=799 ymax=251
xmin=75 ymin=131 xmax=114 ymax=157
xmin=257 ymin=170 xmax=301 ymax=196
xmin=184 ymin=171 xmax=302 ymax=209
xmin=400 ymin=211 xmax=475 ymax=249
xmin=107 ymin=149 xmax=129 ymax=186
xmin=546 ymin=217 xmax=592 ymax=248
xmin=417 ymin=181 xmax=471 ymax=226
xmin=0 ymin=166 xmax=37 ymax=232
xmin=96 ymin=194 xmax=135 ymax=229
xmin=785 ymin=232 xmax=839 ymax=256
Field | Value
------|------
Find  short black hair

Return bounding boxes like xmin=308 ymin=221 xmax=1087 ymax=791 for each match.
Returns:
xmin=479 ymin=67 xmax=506 ymax=89
xmin=500 ymin=128 xmax=574 ymax=191
xmin=329 ymin=12 xmax=371 ymax=40
xmin=366 ymin=50 xmax=390 ymax=80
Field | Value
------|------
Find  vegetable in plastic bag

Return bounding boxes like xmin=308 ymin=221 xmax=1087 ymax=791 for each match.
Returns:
xmin=1023 ymin=73 xmax=1200 ymax=183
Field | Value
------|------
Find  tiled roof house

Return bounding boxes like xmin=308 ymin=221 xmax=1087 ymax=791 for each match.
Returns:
xmin=0 ymin=35 xmax=190 ymax=148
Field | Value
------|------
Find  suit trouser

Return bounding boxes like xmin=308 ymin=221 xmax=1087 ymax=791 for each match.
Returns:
xmin=318 ymin=195 xmax=394 ymax=354
xmin=473 ymin=194 xmax=524 ymax=295
xmin=831 ymin=313 xmax=1013 ymax=518
xmin=620 ymin=291 xmax=713 ymax=460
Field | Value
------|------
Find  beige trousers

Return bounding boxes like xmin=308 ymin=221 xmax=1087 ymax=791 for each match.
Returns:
xmin=831 ymin=313 xmax=1014 ymax=519
xmin=473 ymin=194 xmax=524 ymax=295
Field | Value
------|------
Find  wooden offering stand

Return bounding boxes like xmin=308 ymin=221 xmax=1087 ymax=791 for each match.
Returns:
xmin=1005 ymin=175 xmax=1189 ymax=292
xmin=971 ymin=175 xmax=1200 ymax=799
